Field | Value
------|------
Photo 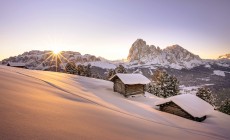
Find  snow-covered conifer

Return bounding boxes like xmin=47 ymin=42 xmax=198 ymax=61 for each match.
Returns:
xmin=196 ymin=87 xmax=216 ymax=106
xmin=65 ymin=62 xmax=77 ymax=74
xmin=149 ymin=69 xmax=179 ymax=98
xmin=106 ymin=69 xmax=116 ymax=80
xmin=115 ymin=65 xmax=127 ymax=74
xmin=218 ymin=98 xmax=230 ymax=115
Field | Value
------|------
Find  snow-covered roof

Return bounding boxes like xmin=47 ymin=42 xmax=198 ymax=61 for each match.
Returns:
xmin=7 ymin=62 xmax=26 ymax=67
xmin=110 ymin=73 xmax=150 ymax=85
xmin=155 ymin=94 xmax=214 ymax=118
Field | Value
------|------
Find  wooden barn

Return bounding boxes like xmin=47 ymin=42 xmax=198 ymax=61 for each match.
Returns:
xmin=7 ymin=62 xmax=27 ymax=69
xmin=110 ymin=74 xmax=150 ymax=97
xmin=155 ymin=94 xmax=214 ymax=122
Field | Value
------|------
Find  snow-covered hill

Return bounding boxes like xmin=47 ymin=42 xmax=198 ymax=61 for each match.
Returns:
xmin=127 ymin=39 xmax=202 ymax=69
xmin=0 ymin=66 xmax=229 ymax=139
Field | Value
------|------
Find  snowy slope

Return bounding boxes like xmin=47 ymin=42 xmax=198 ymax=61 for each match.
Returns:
xmin=0 ymin=66 xmax=230 ymax=140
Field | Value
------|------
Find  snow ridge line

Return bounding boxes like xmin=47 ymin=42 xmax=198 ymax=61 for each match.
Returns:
xmin=11 ymin=70 xmax=227 ymax=140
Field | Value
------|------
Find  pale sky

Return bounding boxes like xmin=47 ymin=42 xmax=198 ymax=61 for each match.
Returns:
xmin=0 ymin=0 xmax=230 ymax=60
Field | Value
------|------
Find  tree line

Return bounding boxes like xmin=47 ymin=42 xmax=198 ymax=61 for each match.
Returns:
xmin=65 ymin=62 xmax=230 ymax=115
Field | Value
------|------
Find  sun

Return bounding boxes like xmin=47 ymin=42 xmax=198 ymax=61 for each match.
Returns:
xmin=52 ymin=49 xmax=61 ymax=55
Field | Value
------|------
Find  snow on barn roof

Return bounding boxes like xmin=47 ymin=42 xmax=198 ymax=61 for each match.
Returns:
xmin=7 ymin=62 xmax=26 ymax=67
xmin=110 ymin=73 xmax=150 ymax=85
xmin=155 ymin=94 xmax=214 ymax=118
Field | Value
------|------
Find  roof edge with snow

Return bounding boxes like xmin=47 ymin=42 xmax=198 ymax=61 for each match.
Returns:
xmin=110 ymin=73 xmax=151 ymax=85
xmin=155 ymin=94 xmax=214 ymax=118
xmin=7 ymin=62 xmax=26 ymax=67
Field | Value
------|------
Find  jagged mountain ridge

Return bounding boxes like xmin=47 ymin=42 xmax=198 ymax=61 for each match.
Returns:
xmin=127 ymin=39 xmax=202 ymax=69
xmin=1 ymin=39 xmax=229 ymax=71
xmin=1 ymin=50 xmax=102 ymax=70
xmin=218 ymin=53 xmax=230 ymax=59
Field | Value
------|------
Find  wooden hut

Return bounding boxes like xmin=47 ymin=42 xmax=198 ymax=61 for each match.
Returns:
xmin=155 ymin=94 xmax=213 ymax=122
xmin=110 ymin=74 xmax=150 ymax=97
xmin=7 ymin=62 xmax=27 ymax=69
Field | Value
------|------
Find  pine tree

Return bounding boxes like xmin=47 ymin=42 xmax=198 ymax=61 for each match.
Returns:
xmin=84 ymin=64 xmax=91 ymax=77
xmin=149 ymin=69 xmax=180 ymax=98
xmin=65 ymin=62 xmax=77 ymax=74
xmin=75 ymin=64 xmax=91 ymax=77
xmin=115 ymin=65 xmax=127 ymax=73
xmin=76 ymin=64 xmax=84 ymax=75
xmin=218 ymin=98 xmax=230 ymax=115
xmin=196 ymin=87 xmax=216 ymax=106
xmin=106 ymin=69 xmax=116 ymax=80
xmin=92 ymin=73 xmax=102 ymax=79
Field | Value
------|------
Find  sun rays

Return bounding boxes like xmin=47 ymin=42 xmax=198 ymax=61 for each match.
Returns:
xmin=53 ymin=49 xmax=61 ymax=55
xmin=34 ymin=50 xmax=69 ymax=72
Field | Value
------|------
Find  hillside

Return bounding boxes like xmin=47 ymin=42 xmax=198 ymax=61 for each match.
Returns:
xmin=0 ymin=66 xmax=229 ymax=139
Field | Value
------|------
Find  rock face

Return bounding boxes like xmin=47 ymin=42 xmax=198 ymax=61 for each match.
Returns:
xmin=1 ymin=50 xmax=101 ymax=70
xmin=127 ymin=39 xmax=202 ymax=69
xmin=218 ymin=54 xmax=230 ymax=59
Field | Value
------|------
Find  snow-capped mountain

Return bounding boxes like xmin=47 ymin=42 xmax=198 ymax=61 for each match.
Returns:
xmin=1 ymin=50 xmax=102 ymax=70
xmin=127 ymin=39 xmax=202 ymax=69
xmin=2 ymin=40 xmax=229 ymax=71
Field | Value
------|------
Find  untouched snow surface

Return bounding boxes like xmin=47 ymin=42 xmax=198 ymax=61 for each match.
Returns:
xmin=0 ymin=66 xmax=229 ymax=140
xmin=84 ymin=61 xmax=116 ymax=69
xmin=213 ymin=70 xmax=226 ymax=77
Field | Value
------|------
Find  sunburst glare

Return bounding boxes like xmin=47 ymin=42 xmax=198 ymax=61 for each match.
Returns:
xmin=53 ymin=49 xmax=61 ymax=55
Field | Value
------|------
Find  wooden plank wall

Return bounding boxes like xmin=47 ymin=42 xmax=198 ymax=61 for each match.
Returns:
xmin=113 ymin=77 xmax=145 ymax=97
xmin=160 ymin=102 xmax=195 ymax=120
xmin=114 ymin=78 xmax=125 ymax=94
xmin=126 ymin=85 xmax=144 ymax=96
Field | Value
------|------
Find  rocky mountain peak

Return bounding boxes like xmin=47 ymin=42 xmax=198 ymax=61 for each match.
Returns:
xmin=127 ymin=39 xmax=159 ymax=61
xmin=164 ymin=44 xmax=201 ymax=62
xmin=165 ymin=44 xmax=183 ymax=50
xmin=127 ymin=39 xmax=202 ymax=69
xmin=218 ymin=53 xmax=230 ymax=59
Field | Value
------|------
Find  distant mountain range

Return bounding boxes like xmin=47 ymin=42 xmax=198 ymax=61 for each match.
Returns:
xmin=1 ymin=50 xmax=102 ymax=70
xmin=1 ymin=39 xmax=230 ymax=101
xmin=1 ymin=39 xmax=229 ymax=71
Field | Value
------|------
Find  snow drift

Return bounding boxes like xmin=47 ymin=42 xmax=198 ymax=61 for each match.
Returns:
xmin=0 ymin=66 xmax=229 ymax=140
